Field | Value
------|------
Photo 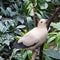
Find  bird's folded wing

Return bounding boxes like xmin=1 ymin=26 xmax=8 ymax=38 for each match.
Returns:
xmin=12 ymin=40 xmax=38 ymax=49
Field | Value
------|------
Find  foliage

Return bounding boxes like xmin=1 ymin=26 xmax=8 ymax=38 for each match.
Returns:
xmin=0 ymin=0 xmax=60 ymax=60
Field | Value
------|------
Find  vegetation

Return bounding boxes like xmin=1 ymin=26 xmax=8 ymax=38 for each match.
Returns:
xmin=0 ymin=0 xmax=60 ymax=60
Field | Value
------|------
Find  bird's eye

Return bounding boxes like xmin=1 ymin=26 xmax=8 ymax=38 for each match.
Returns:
xmin=41 ymin=21 xmax=43 ymax=23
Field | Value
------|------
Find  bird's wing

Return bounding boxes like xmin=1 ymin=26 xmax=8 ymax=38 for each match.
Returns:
xmin=12 ymin=40 xmax=38 ymax=49
xmin=12 ymin=27 xmax=48 ymax=49
xmin=18 ymin=28 xmax=40 ymax=46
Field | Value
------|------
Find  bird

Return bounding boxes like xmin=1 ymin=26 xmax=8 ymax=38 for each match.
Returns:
xmin=12 ymin=19 xmax=48 ymax=50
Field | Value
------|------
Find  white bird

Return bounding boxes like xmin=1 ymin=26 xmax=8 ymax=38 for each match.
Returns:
xmin=12 ymin=19 xmax=48 ymax=50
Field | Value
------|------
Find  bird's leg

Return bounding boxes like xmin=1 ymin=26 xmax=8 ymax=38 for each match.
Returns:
xmin=31 ymin=49 xmax=37 ymax=60
xmin=39 ymin=43 xmax=44 ymax=60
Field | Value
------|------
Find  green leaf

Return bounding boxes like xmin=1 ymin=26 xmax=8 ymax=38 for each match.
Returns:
xmin=16 ymin=25 xmax=26 ymax=29
xmin=13 ymin=3 xmax=18 ymax=11
xmin=0 ymin=7 xmax=7 ymax=16
xmin=14 ymin=29 xmax=21 ymax=35
xmin=44 ymin=49 xmax=60 ymax=59
xmin=47 ymin=35 xmax=56 ymax=44
xmin=0 ymin=22 xmax=7 ymax=33
xmin=16 ymin=17 xmax=24 ymax=24
xmin=40 ymin=3 xmax=48 ymax=9
xmin=27 ymin=50 xmax=32 ymax=60
xmin=46 ymin=0 xmax=51 ymax=2
xmin=45 ymin=55 xmax=52 ymax=60
xmin=51 ymin=22 xmax=60 ymax=30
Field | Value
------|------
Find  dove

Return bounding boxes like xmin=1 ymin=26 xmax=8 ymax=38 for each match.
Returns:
xmin=12 ymin=19 xmax=48 ymax=50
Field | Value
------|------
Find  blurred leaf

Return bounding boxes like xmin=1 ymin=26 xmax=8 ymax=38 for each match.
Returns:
xmin=0 ymin=21 xmax=7 ymax=33
xmin=16 ymin=17 xmax=24 ymax=24
xmin=14 ymin=29 xmax=21 ymax=35
xmin=27 ymin=50 xmax=32 ymax=60
xmin=51 ymin=22 xmax=60 ymax=30
xmin=45 ymin=55 xmax=52 ymax=60
xmin=47 ymin=35 xmax=56 ymax=44
xmin=14 ymin=36 xmax=20 ymax=40
xmin=13 ymin=3 xmax=18 ymax=11
xmin=0 ymin=56 xmax=4 ymax=60
xmin=40 ymin=3 xmax=48 ymax=9
xmin=23 ymin=50 xmax=32 ymax=60
xmin=0 ymin=7 xmax=7 ymax=16
xmin=0 ymin=16 xmax=2 ymax=19
xmin=46 ymin=0 xmax=51 ymax=2
xmin=16 ymin=25 xmax=26 ymax=29
xmin=44 ymin=49 xmax=60 ymax=59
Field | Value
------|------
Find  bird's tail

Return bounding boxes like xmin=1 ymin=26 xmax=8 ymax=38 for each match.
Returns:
xmin=12 ymin=40 xmax=29 ymax=49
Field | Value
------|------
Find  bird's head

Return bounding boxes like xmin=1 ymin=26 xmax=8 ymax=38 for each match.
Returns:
xmin=38 ymin=19 xmax=47 ymax=28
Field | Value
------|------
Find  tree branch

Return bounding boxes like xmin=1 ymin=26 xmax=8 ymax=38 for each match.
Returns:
xmin=47 ymin=7 xmax=60 ymax=29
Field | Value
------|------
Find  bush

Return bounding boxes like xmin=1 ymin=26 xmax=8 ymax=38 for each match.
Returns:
xmin=0 ymin=0 xmax=60 ymax=60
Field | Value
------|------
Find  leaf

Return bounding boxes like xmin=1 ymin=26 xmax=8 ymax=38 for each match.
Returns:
xmin=23 ymin=51 xmax=28 ymax=60
xmin=16 ymin=25 xmax=26 ymax=29
xmin=0 ymin=56 xmax=4 ymax=60
xmin=44 ymin=49 xmax=60 ymax=59
xmin=0 ymin=16 xmax=2 ymax=19
xmin=13 ymin=3 xmax=18 ymax=11
xmin=50 ymin=22 xmax=60 ymax=30
xmin=0 ymin=7 xmax=7 ymax=16
xmin=6 ymin=7 xmax=18 ymax=17
xmin=0 ymin=45 xmax=4 ymax=51
xmin=46 ymin=0 xmax=51 ymax=2
xmin=0 ymin=22 xmax=7 ymax=33
xmin=47 ymin=35 xmax=57 ymax=44
xmin=40 ymin=3 xmax=48 ymax=9
xmin=35 ymin=12 xmax=42 ymax=19
xmin=16 ymin=17 xmax=24 ymax=24
xmin=45 ymin=55 xmax=52 ymax=60
xmin=6 ymin=7 xmax=12 ymax=14
xmin=26 ymin=17 xmax=34 ymax=30
xmin=3 ymin=40 xmax=10 ymax=46
xmin=10 ymin=49 xmax=22 ymax=60
xmin=27 ymin=50 xmax=32 ymax=60
xmin=27 ymin=3 xmax=34 ymax=16
xmin=14 ymin=29 xmax=21 ymax=35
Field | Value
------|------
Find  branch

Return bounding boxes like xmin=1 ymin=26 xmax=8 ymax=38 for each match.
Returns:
xmin=47 ymin=7 xmax=60 ymax=29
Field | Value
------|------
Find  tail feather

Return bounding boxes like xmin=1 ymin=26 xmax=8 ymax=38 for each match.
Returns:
xmin=12 ymin=40 xmax=29 ymax=49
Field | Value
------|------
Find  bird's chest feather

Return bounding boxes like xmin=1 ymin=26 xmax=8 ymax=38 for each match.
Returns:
xmin=31 ymin=28 xmax=48 ymax=40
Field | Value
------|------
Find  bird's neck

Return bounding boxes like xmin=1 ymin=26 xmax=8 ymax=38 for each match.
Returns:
xmin=37 ymin=25 xmax=47 ymax=28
